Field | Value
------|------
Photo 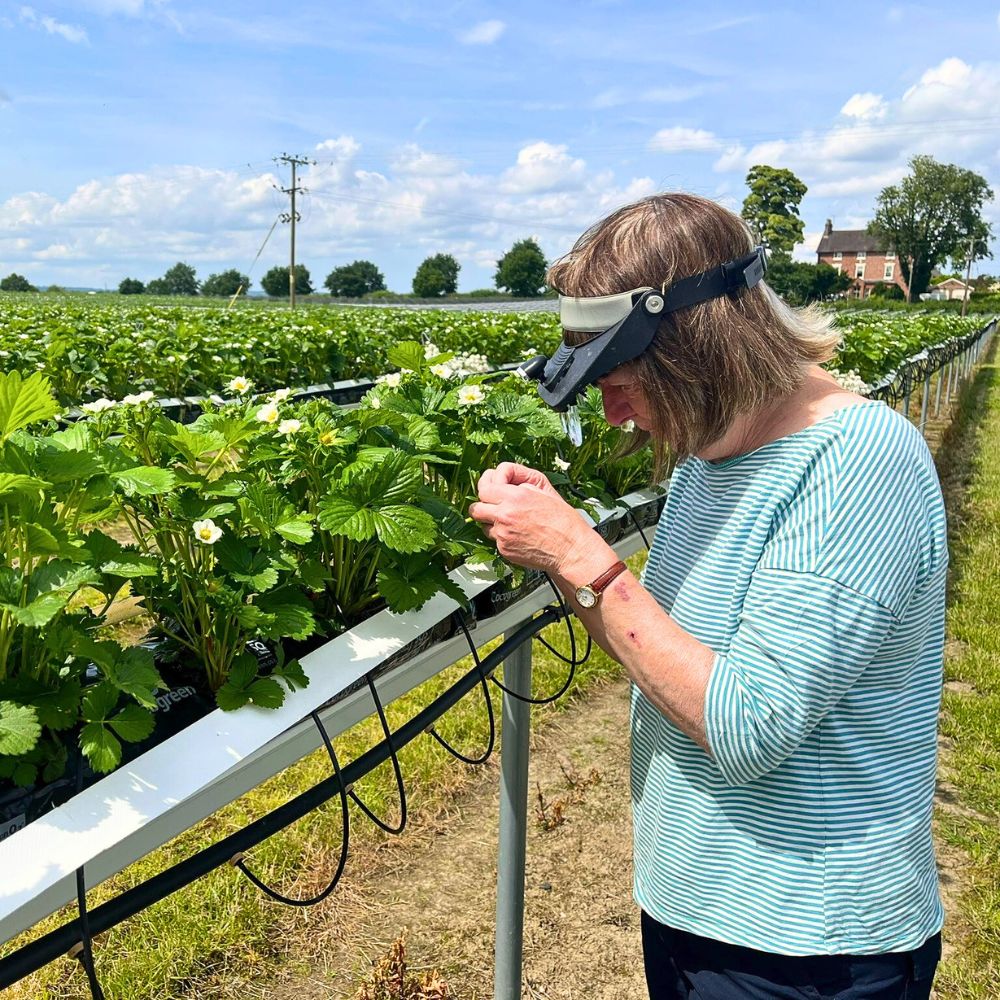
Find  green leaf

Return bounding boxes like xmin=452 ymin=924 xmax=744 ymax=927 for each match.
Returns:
xmin=166 ymin=424 xmax=229 ymax=464
xmin=110 ymin=465 xmax=178 ymax=497
xmin=369 ymin=506 xmax=437 ymax=553
xmin=2 ymin=562 xmax=100 ymax=627
xmin=215 ymin=681 xmax=251 ymax=712
xmin=254 ymin=588 xmax=317 ymax=641
xmin=108 ymin=704 xmax=155 ymax=744
xmin=386 ymin=341 xmax=426 ymax=373
xmin=0 ymin=371 xmax=60 ymax=442
xmin=80 ymin=723 xmax=122 ymax=773
xmin=245 ymin=677 xmax=285 ymax=709
xmin=0 ymin=702 xmax=42 ymax=756
xmin=377 ymin=562 xmax=454 ymax=613
xmin=0 ymin=473 xmax=49 ymax=500
xmin=98 ymin=646 xmax=163 ymax=709
xmin=273 ymin=658 xmax=309 ymax=692
xmin=81 ymin=682 xmax=120 ymax=723
xmin=274 ymin=512 xmax=313 ymax=545
xmin=316 ymin=495 xmax=372 ymax=538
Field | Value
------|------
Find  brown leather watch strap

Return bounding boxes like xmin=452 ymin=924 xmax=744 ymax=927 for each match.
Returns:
xmin=589 ymin=560 xmax=627 ymax=594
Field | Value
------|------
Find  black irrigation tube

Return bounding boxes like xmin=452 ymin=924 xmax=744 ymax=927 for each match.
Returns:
xmin=0 ymin=607 xmax=562 ymax=991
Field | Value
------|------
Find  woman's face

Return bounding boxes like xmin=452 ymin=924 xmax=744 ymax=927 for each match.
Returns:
xmin=596 ymin=365 xmax=652 ymax=430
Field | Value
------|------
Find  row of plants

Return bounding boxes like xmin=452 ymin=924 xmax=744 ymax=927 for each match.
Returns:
xmin=0 ymin=294 xmax=987 ymax=405
xmin=0 ymin=342 xmax=651 ymax=803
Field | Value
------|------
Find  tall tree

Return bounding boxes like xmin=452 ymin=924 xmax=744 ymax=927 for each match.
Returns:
xmin=261 ymin=264 xmax=313 ymax=298
xmin=412 ymin=253 xmax=460 ymax=297
xmin=325 ymin=260 xmax=386 ymax=298
xmin=1 ymin=273 xmax=37 ymax=292
xmin=741 ymin=165 xmax=807 ymax=254
xmin=118 ymin=277 xmax=145 ymax=295
xmin=155 ymin=261 xmax=199 ymax=296
xmin=494 ymin=238 xmax=548 ymax=297
xmin=201 ymin=269 xmax=251 ymax=297
xmin=869 ymin=155 xmax=993 ymax=301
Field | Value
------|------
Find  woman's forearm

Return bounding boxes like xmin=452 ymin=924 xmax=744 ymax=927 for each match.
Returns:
xmin=552 ymin=552 xmax=715 ymax=752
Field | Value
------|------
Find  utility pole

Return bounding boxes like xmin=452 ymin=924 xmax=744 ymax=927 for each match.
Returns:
xmin=275 ymin=153 xmax=313 ymax=308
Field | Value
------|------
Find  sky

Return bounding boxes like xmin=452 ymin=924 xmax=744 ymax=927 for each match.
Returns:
xmin=3 ymin=1 xmax=1000 ymax=292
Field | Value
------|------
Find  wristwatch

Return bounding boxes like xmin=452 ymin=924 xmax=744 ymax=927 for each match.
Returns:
xmin=575 ymin=560 xmax=628 ymax=609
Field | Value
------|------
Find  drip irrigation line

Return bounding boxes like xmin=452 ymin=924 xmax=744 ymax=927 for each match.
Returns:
xmin=428 ymin=612 xmax=497 ymax=766
xmin=347 ymin=674 xmax=408 ymax=835
xmin=532 ymin=575 xmax=591 ymax=668
xmin=72 ymin=761 xmax=105 ymax=1000
xmin=620 ymin=501 xmax=652 ymax=551
xmin=0 ymin=609 xmax=561 ymax=992
xmin=232 ymin=711 xmax=350 ymax=907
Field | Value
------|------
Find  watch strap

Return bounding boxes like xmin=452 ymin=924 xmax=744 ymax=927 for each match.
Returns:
xmin=588 ymin=560 xmax=627 ymax=595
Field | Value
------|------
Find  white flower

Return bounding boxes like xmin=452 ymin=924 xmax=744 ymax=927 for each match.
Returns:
xmin=377 ymin=372 xmax=402 ymax=388
xmin=423 ymin=341 xmax=440 ymax=359
xmin=457 ymin=385 xmax=485 ymax=406
xmin=256 ymin=403 xmax=280 ymax=424
xmin=620 ymin=419 xmax=636 ymax=434
xmin=430 ymin=363 xmax=451 ymax=379
xmin=553 ymin=456 xmax=571 ymax=471
xmin=369 ymin=395 xmax=382 ymax=410
xmin=270 ymin=387 xmax=292 ymax=402
xmin=122 ymin=390 xmax=155 ymax=406
xmin=228 ymin=376 xmax=252 ymax=394
xmin=82 ymin=397 xmax=116 ymax=414
xmin=192 ymin=518 xmax=223 ymax=545
xmin=278 ymin=418 xmax=302 ymax=435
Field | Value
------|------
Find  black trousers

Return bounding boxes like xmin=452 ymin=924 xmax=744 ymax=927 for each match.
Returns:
xmin=641 ymin=911 xmax=941 ymax=1000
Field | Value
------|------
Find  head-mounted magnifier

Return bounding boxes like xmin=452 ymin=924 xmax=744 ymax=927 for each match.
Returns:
xmin=517 ymin=246 xmax=767 ymax=411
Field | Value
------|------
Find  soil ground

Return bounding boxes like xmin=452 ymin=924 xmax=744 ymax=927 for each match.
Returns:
xmin=247 ymin=674 xmax=969 ymax=1000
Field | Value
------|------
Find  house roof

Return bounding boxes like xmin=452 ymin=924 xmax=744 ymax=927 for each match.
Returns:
xmin=934 ymin=278 xmax=970 ymax=289
xmin=816 ymin=230 xmax=887 ymax=254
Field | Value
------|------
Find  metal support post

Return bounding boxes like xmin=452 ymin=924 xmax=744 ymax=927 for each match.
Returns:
xmin=902 ymin=388 xmax=911 ymax=422
xmin=934 ymin=364 xmax=944 ymax=417
xmin=494 ymin=637 xmax=533 ymax=1000
xmin=919 ymin=375 xmax=931 ymax=436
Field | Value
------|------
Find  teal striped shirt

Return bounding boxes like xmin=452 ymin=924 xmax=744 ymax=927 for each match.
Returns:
xmin=633 ymin=400 xmax=947 ymax=955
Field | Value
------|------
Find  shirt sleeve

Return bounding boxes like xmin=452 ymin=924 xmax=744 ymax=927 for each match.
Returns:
xmin=703 ymin=568 xmax=898 ymax=786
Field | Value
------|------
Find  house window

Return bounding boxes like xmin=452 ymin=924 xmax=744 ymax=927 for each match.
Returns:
xmin=884 ymin=262 xmax=894 ymax=280
xmin=855 ymin=261 xmax=866 ymax=278
xmin=833 ymin=251 xmax=843 ymax=261
xmin=885 ymin=251 xmax=895 ymax=260
xmin=857 ymin=251 xmax=867 ymax=260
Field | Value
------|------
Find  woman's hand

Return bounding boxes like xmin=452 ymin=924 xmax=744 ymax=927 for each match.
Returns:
xmin=469 ymin=462 xmax=594 ymax=575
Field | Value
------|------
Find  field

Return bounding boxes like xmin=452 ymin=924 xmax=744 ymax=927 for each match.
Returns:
xmin=0 ymin=294 xmax=996 ymax=998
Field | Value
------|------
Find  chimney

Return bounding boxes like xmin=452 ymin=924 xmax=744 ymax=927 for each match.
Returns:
xmin=823 ymin=219 xmax=833 ymax=237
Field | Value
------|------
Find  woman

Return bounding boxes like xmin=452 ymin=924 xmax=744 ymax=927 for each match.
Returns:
xmin=469 ymin=193 xmax=946 ymax=999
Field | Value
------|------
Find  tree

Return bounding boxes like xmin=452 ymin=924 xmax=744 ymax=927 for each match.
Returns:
xmin=869 ymin=155 xmax=994 ymax=302
xmin=494 ymin=239 xmax=548 ymax=297
xmin=261 ymin=264 xmax=313 ymax=298
xmin=741 ymin=165 xmax=807 ymax=255
xmin=119 ymin=277 xmax=145 ymax=295
xmin=324 ymin=260 xmax=386 ymax=298
xmin=765 ymin=256 xmax=852 ymax=305
xmin=149 ymin=261 xmax=199 ymax=296
xmin=0 ymin=273 xmax=37 ymax=292
xmin=201 ymin=269 xmax=251 ymax=297
xmin=412 ymin=253 xmax=460 ymax=297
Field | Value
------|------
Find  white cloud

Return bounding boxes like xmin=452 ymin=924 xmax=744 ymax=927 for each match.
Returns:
xmin=810 ymin=166 xmax=909 ymax=198
xmin=840 ymin=92 xmax=887 ymax=120
xmin=592 ymin=85 xmax=708 ymax=109
xmin=458 ymin=19 xmax=505 ymax=45
xmin=391 ymin=144 xmax=463 ymax=177
xmin=499 ymin=142 xmax=587 ymax=194
xmin=649 ymin=126 xmax=721 ymax=153
xmin=20 ymin=6 xmax=88 ymax=43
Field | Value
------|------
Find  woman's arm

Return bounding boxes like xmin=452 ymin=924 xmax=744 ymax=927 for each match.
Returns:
xmin=470 ymin=462 xmax=714 ymax=750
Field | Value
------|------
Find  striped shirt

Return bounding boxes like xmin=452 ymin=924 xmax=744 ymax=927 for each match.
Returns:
xmin=633 ymin=400 xmax=947 ymax=956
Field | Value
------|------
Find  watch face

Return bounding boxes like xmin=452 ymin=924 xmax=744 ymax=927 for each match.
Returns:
xmin=576 ymin=586 xmax=597 ymax=609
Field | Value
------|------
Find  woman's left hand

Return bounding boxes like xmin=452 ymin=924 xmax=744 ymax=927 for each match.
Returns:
xmin=469 ymin=462 xmax=595 ymax=575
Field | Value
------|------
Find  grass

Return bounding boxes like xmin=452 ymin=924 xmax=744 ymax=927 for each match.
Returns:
xmin=931 ymin=341 xmax=1000 ymax=999
xmin=2 ymin=558 xmax=643 ymax=999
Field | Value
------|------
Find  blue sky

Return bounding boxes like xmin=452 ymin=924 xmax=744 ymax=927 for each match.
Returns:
xmin=3 ymin=1 xmax=1000 ymax=291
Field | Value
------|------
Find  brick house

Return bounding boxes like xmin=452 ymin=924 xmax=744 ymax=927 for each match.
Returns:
xmin=815 ymin=219 xmax=909 ymax=298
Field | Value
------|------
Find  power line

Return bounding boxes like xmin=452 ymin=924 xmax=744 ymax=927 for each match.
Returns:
xmin=274 ymin=153 xmax=315 ymax=308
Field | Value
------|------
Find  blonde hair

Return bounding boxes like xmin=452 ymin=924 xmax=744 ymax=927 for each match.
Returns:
xmin=547 ymin=193 xmax=839 ymax=469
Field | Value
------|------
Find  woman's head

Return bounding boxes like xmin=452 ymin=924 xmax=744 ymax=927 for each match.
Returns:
xmin=546 ymin=193 xmax=840 ymax=464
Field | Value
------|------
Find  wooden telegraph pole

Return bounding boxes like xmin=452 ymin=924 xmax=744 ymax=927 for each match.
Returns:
xmin=961 ymin=235 xmax=974 ymax=319
xmin=275 ymin=154 xmax=313 ymax=308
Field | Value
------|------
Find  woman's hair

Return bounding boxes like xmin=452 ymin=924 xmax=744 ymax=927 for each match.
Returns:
xmin=546 ymin=193 xmax=840 ymax=468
